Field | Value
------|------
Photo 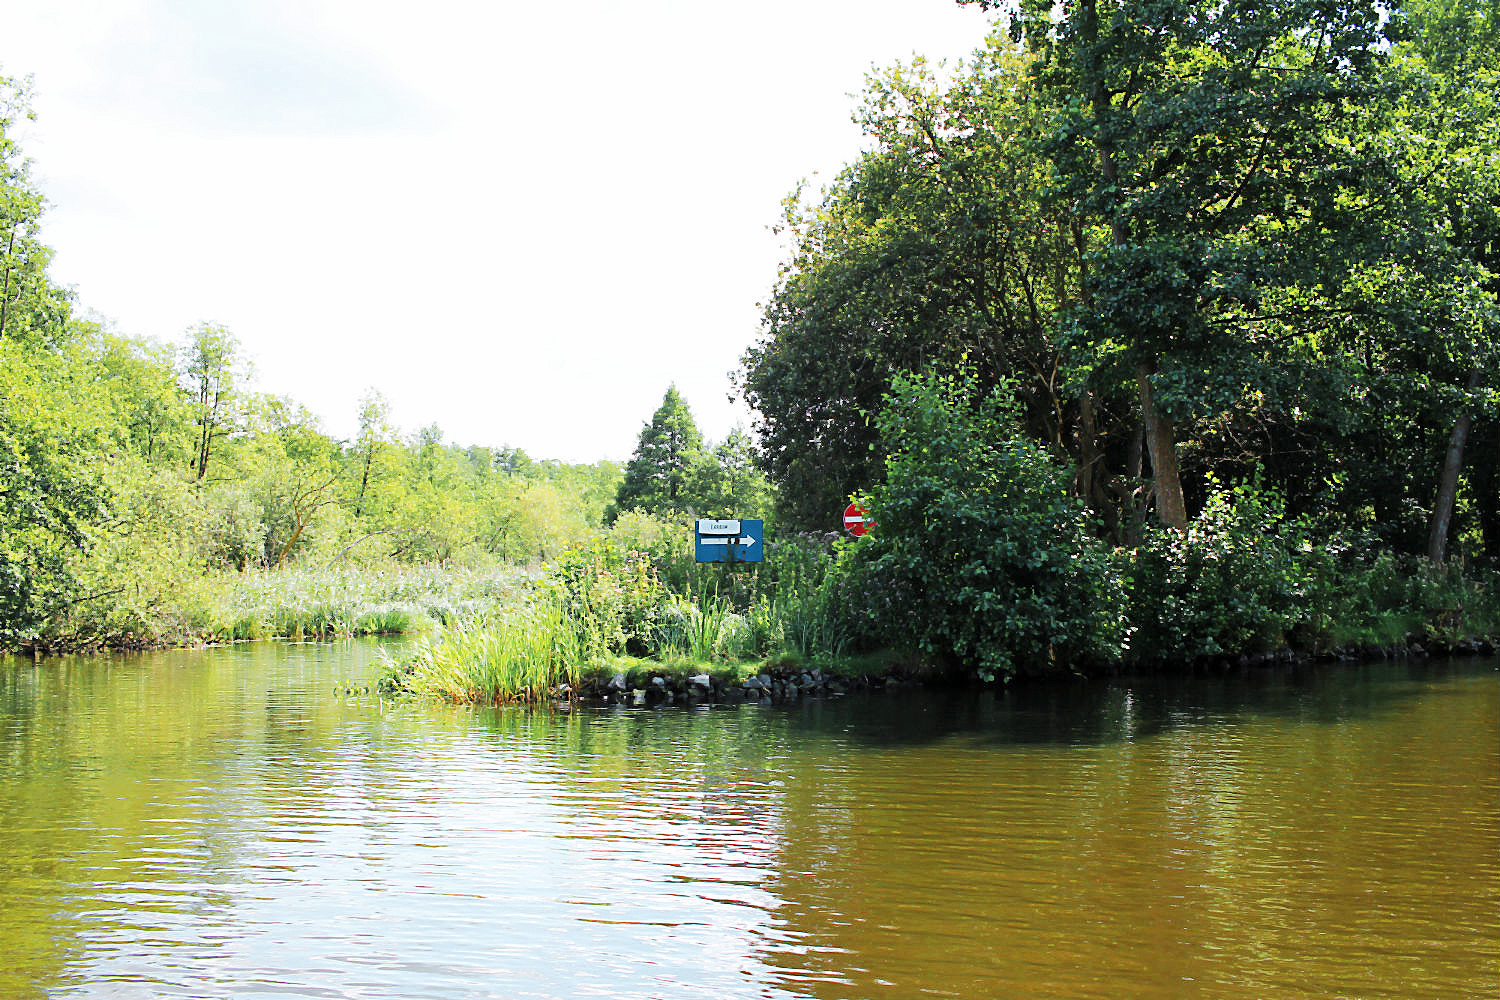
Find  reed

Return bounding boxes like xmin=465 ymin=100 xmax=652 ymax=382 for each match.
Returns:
xmin=779 ymin=582 xmax=851 ymax=660
xmin=208 ymin=562 xmax=536 ymax=642
xmin=398 ymin=600 xmax=581 ymax=704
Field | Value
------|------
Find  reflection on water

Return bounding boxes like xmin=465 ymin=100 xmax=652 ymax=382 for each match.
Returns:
xmin=1 ymin=643 xmax=1496 ymax=999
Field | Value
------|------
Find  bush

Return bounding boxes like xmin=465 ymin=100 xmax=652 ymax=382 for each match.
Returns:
xmin=383 ymin=600 xmax=580 ymax=704
xmin=1120 ymin=483 xmax=1314 ymax=660
xmin=854 ymin=368 xmax=1128 ymax=681
xmin=545 ymin=537 xmax=669 ymax=659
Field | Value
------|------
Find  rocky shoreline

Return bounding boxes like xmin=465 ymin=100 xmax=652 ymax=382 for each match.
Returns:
xmin=556 ymin=664 xmax=904 ymax=708
xmin=353 ymin=634 xmax=1499 ymax=705
xmin=546 ymin=636 xmax=1500 ymax=708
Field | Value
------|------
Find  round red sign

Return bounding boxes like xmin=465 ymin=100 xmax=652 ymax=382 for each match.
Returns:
xmin=843 ymin=502 xmax=869 ymax=537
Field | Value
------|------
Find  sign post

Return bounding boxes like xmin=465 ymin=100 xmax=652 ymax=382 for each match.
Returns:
xmin=694 ymin=518 xmax=763 ymax=563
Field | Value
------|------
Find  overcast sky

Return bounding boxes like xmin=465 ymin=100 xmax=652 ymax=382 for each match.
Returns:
xmin=3 ymin=0 xmax=997 ymax=463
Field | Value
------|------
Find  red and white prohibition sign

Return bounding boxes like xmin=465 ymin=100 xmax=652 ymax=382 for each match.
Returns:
xmin=843 ymin=502 xmax=870 ymax=537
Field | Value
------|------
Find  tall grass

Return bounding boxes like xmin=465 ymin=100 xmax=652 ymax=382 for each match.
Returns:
xmin=390 ymin=600 xmax=581 ymax=704
xmin=779 ymin=584 xmax=852 ymax=660
xmin=208 ymin=562 xmax=537 ymax=643
xmin=657 ymin=593 xmax=746 ymax=661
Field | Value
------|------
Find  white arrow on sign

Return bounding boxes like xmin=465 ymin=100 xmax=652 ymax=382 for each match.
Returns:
xmin=700 ymin=536 xmax=758 ymax=547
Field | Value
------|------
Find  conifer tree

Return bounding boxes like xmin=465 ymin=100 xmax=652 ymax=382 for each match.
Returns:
xmin=609 ymin=385 xmax=705 ymax=520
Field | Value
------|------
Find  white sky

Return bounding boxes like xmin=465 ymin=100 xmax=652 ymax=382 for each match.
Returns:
xmin=3 ymin=0 xmax=997 ymax=463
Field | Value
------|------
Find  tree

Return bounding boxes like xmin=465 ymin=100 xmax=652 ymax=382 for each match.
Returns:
xmin=352 ymin=389 xmax=394 ymax=517
xmin=1395 ymin=0 xmax=1500 ymax=562
xmin=741 ymin=49 xmax=1088 ymax=531
xmin=984 ymin=0 xmax=1390 ymax=529
xmin=180 ymin=322 xmax=245 ymax=481
xmin=691 ymin=426 xmax=774 ymax=519
xmin=0 ymin=380 xmax=107 ymax=647
xmin=610 ymin=385 xmax=707 ymax=520
xmin=252 ymin=396 xmax=341 ymax=567
xmin=0 ymin=75 xmax=107 ymax=648
xmin=855 ymin=367 xmax=1126 ymax=680
xmin=0 ymin=75 xmax=71 ymax=348
xmin=96 ymin=332 xmax=192 ymax=466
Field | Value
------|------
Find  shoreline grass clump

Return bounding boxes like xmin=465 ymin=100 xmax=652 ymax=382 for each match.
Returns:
xmin=375 ymin=528 xmax=868 ymax=704
xmin=380 ymin=600 xmax=581 ymax=704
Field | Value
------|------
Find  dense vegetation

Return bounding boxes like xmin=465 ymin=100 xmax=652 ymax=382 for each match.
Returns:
xmin=741 ymin=0 xmax=1497 ymax=558
xmin=4 ymin=0 xmax=1498 ymax=696
xmin=731 ymin=0 xmax=1499 ymax=680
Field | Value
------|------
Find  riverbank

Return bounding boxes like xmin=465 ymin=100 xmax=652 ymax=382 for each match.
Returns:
xmin=363 ymin=628 xmax=1500 ymax=709
xmin=10 ymin=527 xmax=1499 ymax=710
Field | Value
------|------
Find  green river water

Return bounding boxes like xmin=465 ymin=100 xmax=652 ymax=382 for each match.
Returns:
xmin=1 ymin=641 xmax=1496 ymax=999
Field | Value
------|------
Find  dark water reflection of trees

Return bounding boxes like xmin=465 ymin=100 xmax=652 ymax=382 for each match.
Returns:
xmin=772 ymin=657 xmax=1499 ymax=749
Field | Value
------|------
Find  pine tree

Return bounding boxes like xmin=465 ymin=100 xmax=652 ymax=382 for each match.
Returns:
xmin=609 ymin=385 xmax=706 ymax=520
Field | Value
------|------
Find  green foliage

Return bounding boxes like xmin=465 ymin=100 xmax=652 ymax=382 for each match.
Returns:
xmin=746 ymin=3 xmax=1497 ymax=557
xmin=610 ymin=388 xmax=773 ymax=527
xmin=690 ymin=427 xmax=774 ymax=522
xmin=544 ymin=537 xmax=667 ymax=660
xmin=657 ymin=592 xmax=747 ymax=662
xmin=180 ymin=322 xmax=246 ymax=481
xmin=777 ymin=578 xmax=854 ymax=663
xmin=740 ymin=47 xmax=1069 ymax=530
xmin=0 ymin=75 xmax=71 ymax=349
xmin=855 ymin=368 xmax=1127 ymax=681
xmin=6 ymin=23 xmax=1499 ymax=673
xmin=1120 ymin=484 xmax=1316 ymax=660
xmin=0 ymin=342 xmax=109 ymax=648
xmin=1319 ymin=551 xmax=1500 ymax=650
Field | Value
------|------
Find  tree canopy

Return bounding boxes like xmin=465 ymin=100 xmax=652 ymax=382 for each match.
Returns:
xmin=740 ymin=4 xmax=1497 ymax=562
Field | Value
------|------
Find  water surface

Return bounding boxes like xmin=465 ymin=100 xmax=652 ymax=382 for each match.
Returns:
xmin=2 ymin=642 xmax=1496 ymax=998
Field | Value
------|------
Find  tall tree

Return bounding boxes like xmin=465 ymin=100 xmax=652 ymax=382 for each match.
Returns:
xmin=741 ymin=49 xmax=1089 ymax=531
xmin=692 ymin=426 xmax=774 ymax=519
xmin=0 ymin=74 xmax=106 ymax=647
xmin=982 ymin=0 xmax=1388 ymax=528
xmin=610 ymin=385 xmax=706 ymax=520
xmin=0 ymin=75 xmax=70 ymax=347
xmin=1395 ymin=0 xmax=1500 ymax=561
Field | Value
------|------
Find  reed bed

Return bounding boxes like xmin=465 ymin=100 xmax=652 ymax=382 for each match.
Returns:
xmin=389 ymin=601 xmax=581 ymax=704
xmin=210 ymin=562 xmax=538 ymax=642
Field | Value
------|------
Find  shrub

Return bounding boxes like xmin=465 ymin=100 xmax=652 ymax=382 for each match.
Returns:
xmin=545 ymin=537 xmax=669 ymax=658
xmin=854 ymin=368 xmax=1127 ymax=681
xmin=385 ymin=600 xmax=580 ymax=704
xmin=1120 ymin=483 xmax=1314 ymax=660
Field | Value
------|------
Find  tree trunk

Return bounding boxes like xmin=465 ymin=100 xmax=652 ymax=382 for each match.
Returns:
xmin=0 ymin=230 xmax=15 ymax=340
xmin=1075 ymin=391 xmax=1120 ymax=540
xmin=1080 ymin=0 xmax=1188 ymax=531
xmin=1137 ymin=364 xmax=1188 ymax=530
xmin=1426 ymin=368 xmax=1483 ymax=563
xmin=355 ymin=445 xmax=374 ymax=517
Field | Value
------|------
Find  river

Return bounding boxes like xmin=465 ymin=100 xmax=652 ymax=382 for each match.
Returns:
xmin=2 ymin=641 xmax=1496 ymax=999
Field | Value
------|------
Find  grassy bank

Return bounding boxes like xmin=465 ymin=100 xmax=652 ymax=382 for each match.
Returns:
xmin=16 ymin=508 xmax=1497 ymax=704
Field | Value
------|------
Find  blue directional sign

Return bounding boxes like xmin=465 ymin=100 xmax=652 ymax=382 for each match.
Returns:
xmin=694 ymin=518 xmax=764 ymax=563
